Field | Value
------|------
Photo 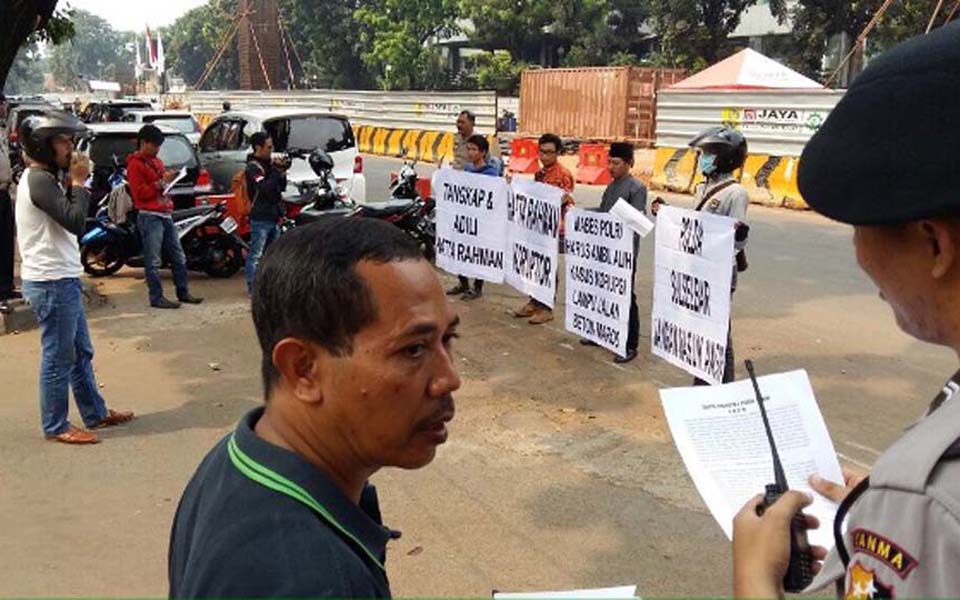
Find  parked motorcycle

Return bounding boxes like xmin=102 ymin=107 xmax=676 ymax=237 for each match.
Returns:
xmin=282 ymin=148 xmax=357 ymax=232
xmin=353 ymin=153 xmax=435 ymax=259
xmin=80 ymin=200 xmax=247 ymax=278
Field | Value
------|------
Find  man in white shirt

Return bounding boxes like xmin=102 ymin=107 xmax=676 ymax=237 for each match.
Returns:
xmin=16 ymin=112 xmax=133 ymax=444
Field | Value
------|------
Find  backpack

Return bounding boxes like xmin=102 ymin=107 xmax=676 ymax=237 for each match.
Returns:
xmin=231 ymin=161 xmax=264 ymax=217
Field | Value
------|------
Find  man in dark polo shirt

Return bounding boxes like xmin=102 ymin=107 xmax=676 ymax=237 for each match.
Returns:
xmin=168 ymin=218 xmax=462 ymax=598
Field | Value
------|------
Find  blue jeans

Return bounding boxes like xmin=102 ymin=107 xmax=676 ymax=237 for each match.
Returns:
xmin=138 ymin=212 xmax=190 ymax=305
xmin=21 ymin=279 xmax=108 ymax=436
xmin=245 ymin=219 xmax=279 ymax=295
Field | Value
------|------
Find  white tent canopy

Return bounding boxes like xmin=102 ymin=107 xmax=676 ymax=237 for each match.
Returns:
xmin=671 ymin=49 xmax=824 ymax=90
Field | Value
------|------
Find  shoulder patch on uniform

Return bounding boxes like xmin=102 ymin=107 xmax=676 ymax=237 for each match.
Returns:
xmin=851 ymin=528 xmax=918 ymax=579
xmin=846 ymin=561 xmax=894 ymax=599
xmin=709 ymin=198 xmax=721 ymax=210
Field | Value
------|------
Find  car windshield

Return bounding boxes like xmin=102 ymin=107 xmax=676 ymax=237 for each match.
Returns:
xmin=89 ymin=134 xmax=197 ymax=169
xmin=264 ymin=116 xmax=354 ymax=153
xmin=144 ymin=116 xmax=198 ymax=134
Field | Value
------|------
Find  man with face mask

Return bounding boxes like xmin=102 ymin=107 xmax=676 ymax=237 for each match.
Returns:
xmin=655 ymin=126 xmax=749 ymax=383
xmin=169 ymin=218 xmax=461 ymax=598
xmin=15 ymin=112 xmax=134 ymax=444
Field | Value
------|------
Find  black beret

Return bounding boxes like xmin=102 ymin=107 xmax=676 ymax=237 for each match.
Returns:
xmin=609 ymin=142 xmax=634 ymax=162
xmin=798 ymin=21 xmax=960 ymax=225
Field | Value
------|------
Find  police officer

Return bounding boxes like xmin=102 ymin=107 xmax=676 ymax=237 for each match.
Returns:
xmin=653 ymin=126 xmax=749 ymax=383
xmin=732 ymin=21 xmax=960 ymax=598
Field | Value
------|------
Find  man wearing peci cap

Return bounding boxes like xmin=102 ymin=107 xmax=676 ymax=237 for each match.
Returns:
xmin=731 ymin=22 xmax=960 ymax=598
xmin=580 ymin=142 xmax=646 ymax=364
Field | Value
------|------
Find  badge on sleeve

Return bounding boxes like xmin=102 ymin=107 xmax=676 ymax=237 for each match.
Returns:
xmin=851 ymin=528 xmax=918 ymax=579
xmin=846 ymin=561 xmax=894 ymax=599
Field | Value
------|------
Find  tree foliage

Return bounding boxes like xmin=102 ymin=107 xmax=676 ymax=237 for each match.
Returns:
xmin=5 ymin=44 xmax=47 ymax=95
xmin=354 ymin=0 xmax=461 ymax=90
xmin=166 ymin=0 xmax=240 ymax=89
xmin=281 ymin=0 xmax=373 ymax=89
xmin=48 ymin=9 xmax=133 ymax=87
xmin=648 ymin=0 xmax=759 ymax=69
xmin=770 ymin=0 xmax=952 ymax=83
xmin=0 ymin=0 xmax=74 ymax=91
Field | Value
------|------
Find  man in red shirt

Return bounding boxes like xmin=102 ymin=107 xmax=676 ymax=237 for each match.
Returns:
xmin=512 ymin=133 xmax=574 ymax=324
xmin=127 ymin=125 xmax=202 ymax=309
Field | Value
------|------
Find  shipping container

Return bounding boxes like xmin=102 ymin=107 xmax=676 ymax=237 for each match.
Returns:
xmin=519 ymin=67 xmax=686 ymax=144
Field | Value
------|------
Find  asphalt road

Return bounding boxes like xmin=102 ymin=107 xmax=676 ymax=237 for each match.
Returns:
xmin=0 ymin=155 xmax=953 ymax=597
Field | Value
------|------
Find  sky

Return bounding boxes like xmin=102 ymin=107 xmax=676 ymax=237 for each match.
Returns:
xmin=65 ymin=0 xmax=210 ymax=32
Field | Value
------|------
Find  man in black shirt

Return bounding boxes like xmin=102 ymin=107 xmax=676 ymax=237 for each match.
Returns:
xmin=169 ymin=218 xmax=462 ymax=598
xmin=244 ymin=132 xmax=286 ymax=296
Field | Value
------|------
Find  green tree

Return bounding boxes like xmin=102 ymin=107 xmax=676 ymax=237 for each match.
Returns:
xmin=474 ymin=51 xmax=526 ymax=95
xmin=772 ymin=0 xmax=951 ymax=83
xmin=458 ymin=0 xmax=554 ymax=62
xmin=354 ymin=0 xmax=460 ymax=90
xmin=48 ymin=9 xmax=126 ymax=88
xmin=0 ymin=0 xmax=74 ymax=91
xmin=5 ymin=44 xmax=46 ymax=95
xmin=280 ymin=0 xmax=373 ymax=89
xmin=648 ymin=0 xmax=760 ymax=68
xmin=166 ymin=0 xmax=240 ymax=89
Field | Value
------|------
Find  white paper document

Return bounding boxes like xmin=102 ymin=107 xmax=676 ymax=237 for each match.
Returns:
xmin=610 ymin=198 xmax=654 ymax=238
xmin=495 ymin=585 xmax=638 ymax=599
xmin=659 ymin=369 xmax=844 ymax=549
xmin=163 ymin=166 xmax=189 ymax=196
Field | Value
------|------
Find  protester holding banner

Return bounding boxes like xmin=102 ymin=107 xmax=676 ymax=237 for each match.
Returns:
xmin=445 ymin=135 xmax=504 ymax=301
xmin=513 ymin=133 xmax=575 ymax=326
xmin=733 ymin=24 xmax=960 ymax=598
xmin=690 ymin=127 xmax=748 ymax=383
xmin=580 ymin=142 xmax=646 ymax=364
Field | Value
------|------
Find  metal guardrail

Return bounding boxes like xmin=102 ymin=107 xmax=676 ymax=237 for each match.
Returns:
xmin=163 ymin=89 xmax=499 ymax=133
xmin=656 ymin=89 xmax=846 ymax=156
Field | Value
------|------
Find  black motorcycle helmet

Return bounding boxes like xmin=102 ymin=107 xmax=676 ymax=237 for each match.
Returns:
xmin=689 ymin=126 xmax=748 ymax=173
xmin=20 ymin=110 xmax=88 ymax=167
xmin=308 ymin=149 xmax=334 ymax=176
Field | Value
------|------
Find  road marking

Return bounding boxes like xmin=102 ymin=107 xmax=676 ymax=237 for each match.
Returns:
xmin=843 ymin=440 xmax=882 ymax=457
xmin=836 ymin=451 xmax=873 ymax=471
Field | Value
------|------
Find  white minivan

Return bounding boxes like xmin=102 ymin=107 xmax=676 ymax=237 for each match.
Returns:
xmin=197 ymin=109 xmax=366 ymax=203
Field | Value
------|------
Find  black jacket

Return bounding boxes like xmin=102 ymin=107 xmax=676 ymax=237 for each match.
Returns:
xmin=245 ymin=156 xmax=286 ymax=222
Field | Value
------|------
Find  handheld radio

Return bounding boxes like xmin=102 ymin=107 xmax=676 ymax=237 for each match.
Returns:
xmin=744 ymin=360 xmax=814 ymax=592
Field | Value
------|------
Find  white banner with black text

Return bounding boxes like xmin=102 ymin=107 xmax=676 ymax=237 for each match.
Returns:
xmin=651 ymin=206 xmax=736 ymax=384
xmin=434 ymin=168 xmax=510 ymax=283
xmin=505 ymin=180 xmax=564 ymax=307
xmin=563 ymin=209 xmax=635 ymax=357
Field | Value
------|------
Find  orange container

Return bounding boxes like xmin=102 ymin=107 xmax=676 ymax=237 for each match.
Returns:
xmin=508 ymin=138 xmax=540 ymax=174
xmin=576 ymin=143 xmax=613 ymax=186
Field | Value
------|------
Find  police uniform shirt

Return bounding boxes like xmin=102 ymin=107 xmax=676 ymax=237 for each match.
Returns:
xmin=168 ymin=407 xmax=394 ymax=598
xmin=809 ymin=371 xmax=960 ymax=597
